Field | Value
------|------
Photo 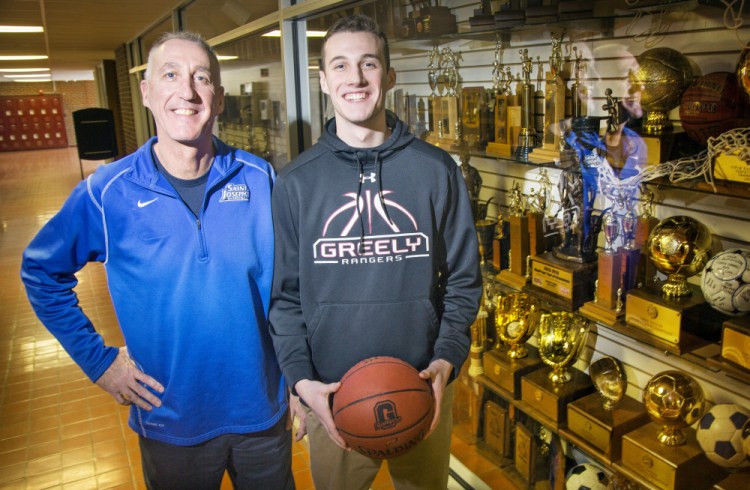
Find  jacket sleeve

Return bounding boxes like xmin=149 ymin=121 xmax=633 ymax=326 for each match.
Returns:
xmin=433 ymin=160 xmax=482 ymax=378
xmin=268 ymin=177 xmax=315 ymax=392
xmin=20 ymin=179 xmax=119 ymax=382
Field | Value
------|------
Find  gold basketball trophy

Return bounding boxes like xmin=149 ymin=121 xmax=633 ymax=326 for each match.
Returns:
xmin=521 ymin=311 xmax=594 ymax=427
xmin=483 ymin=292 xmax=544 ymax=399
xmin=514 ymin=48 xmax=537 ymax=161
xmin=625 ymin=215 xmax=713 ymax=354
xmin=526 ymin=169 xmax=555 ymax=259
xmin=621 ymin=370 xmax=723 ymax=489
xmin=486 ymin=40 xmax=513 ymax=158
xmin=427 ymin=46 xmax=461 ymax=149
xmin=496 ymin=181 xmax=531 ymax=289
xmin=530 ymin=31 xmax=569 ymax=163
xmin=565 ymin=356 xmax=649 ymax=463
xmin=630 ymin=47 xmax=693 ymax=164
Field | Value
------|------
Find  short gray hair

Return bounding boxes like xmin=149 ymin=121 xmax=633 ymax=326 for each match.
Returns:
xmin=144 ymin=31 xmax=221 ymax=85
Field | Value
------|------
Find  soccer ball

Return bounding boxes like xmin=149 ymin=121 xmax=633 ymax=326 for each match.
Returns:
xmin=700 ymin=248 xmax=750 ymax=316
xmin=566 ymin=463 xmax=609 ymax=490
xmin=696 ymin=403 xmax=750 ymax=468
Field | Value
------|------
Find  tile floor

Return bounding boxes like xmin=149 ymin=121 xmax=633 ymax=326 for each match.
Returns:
xmin=0 ymin=147 xmax=507 ymax=490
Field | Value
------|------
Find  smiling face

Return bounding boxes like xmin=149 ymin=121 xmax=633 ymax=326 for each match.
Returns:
xmin=140 ymin=38 xmax=224 ymax=150
xmin=319 ymin=31 xmax=396 ymax=138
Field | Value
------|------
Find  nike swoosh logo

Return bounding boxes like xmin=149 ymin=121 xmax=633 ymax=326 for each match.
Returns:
xmin=137 ymin=198 xmax=159 ymax=208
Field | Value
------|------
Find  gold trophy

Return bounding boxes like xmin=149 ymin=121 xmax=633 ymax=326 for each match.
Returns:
xmin=621 ymin=371 xmax=721 ymax=490
xmin=483 ymin=291 xmax=544 ymax=399
xmin=532 ymin=31 xmax=568 ymax=163
xmin=630 ymin=47 xmax=693 ymax=165
xmin=427 ymin=46 xmax=461 ymax=149
xmin=495 ymin=292 xmax=540 ymax=359
xmin=642 ymin=370 xmax=705 ymax=446
xmin=625 ymin=215 xmax=714 ymax=354
xmin=496 ymin=181 xmax=531 ymax=289
xmin=514 ymin=48 xmax=537 ymax=160
xmin=537 ymin=311 xmax=589 ymax=384
xmin=646 ymin=215 xmax=712 ymax=298
xmin=589 ymin=356 xmax=626 ymax=410
xmin=521 ymin=311 xmax=594 ymax=427
xmin=486 ymin=39 xmax=513 ymax=157
xmin=564 ymin=356 xmax=649 ymax=463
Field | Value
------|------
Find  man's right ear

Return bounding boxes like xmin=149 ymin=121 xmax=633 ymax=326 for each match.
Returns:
xmin=319 ymin=70 xmax=330 ymax=96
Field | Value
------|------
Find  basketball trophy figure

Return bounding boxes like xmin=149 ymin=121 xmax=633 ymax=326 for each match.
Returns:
xmin=515 ymin=48 xmax=537 ymax=160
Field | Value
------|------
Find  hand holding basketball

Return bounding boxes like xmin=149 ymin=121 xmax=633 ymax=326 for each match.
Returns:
xmin=295 ymin=378 xmax=347 ymax=449
xmin=332 ymin=356 xmax=436 ymax=459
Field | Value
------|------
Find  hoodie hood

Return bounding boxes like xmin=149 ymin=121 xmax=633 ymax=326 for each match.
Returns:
xmin=318 ymin=110 xmax=415 ymax=251
xmin=318 ymin=110 xmax=415 ymax=166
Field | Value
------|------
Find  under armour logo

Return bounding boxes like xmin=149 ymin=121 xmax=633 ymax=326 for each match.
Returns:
xmin=360 ymin=172 xmax=377 ymax=183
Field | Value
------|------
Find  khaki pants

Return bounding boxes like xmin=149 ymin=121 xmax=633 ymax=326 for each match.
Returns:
xmin=305 ymin=383 xmax=455 ymax=490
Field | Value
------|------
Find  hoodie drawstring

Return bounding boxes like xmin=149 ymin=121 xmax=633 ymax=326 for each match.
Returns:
xmin=355 ymin=153 xmax=366 ymax=253
xmin=376 ymin=152 xmax=393 ymax=227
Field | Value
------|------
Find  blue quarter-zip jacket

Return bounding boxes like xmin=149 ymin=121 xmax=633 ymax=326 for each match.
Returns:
xmin=21 ymin=136 xmax=287 ymax=446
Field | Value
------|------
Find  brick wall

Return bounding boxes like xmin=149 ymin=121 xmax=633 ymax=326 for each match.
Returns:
xmin=0 ymin=81 xmax=99 ymax=147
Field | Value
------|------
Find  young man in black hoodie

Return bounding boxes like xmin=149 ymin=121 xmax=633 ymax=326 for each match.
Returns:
xmin=269 ymin=13 xmax=482 ymax=489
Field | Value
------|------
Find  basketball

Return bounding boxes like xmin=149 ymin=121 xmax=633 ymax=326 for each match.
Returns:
xmin=332 ymin=356 xmax=435 ymax=459
xmin=679 ymin=72 xmax=744 ymax=145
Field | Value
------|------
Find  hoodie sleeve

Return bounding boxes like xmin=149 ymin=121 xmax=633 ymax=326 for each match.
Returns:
xmin=432 ymin=160 xmax=482 ymax=378
xmin=269 ymin=176 xmax=315 ymax=392
xmin=20 ymin=179 xmax=119 ymax=383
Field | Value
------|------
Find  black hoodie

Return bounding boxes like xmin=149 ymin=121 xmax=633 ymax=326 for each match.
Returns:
xmin=269 ymin=112 xmax=482 ymax=389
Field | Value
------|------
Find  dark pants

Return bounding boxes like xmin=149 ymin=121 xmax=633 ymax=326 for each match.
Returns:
xmin=139 ymin=416 xmax=294 ymax=490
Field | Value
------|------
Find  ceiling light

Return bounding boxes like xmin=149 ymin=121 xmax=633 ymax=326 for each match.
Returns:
xmin=262 ymin=30 xmax=326 ymax=38
xmin=217 ymin=55 xmax=238 ymax=61
xmin=0 ymin=55 xmax=49 ymax=61
xmin=0 ymin=25 xmax=44 ymax=33
xmin=0 ymin=68 xmax=50 ymax=72
xmin=15 ymin=79 xmax=52 ymax=83
xmin=3 ymin=74 xmax=52 ymax=78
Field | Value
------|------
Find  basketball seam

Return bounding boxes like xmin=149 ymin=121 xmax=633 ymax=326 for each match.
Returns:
xmin=332 ymin=388 xmax=432 ymax=415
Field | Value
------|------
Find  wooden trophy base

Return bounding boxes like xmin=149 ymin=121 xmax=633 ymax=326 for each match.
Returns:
xmin=579 ymin=299 xmax=624 ymax=326
xmin=520 ymin=366 xmax=594 ymax=430
xmin=639 ymin=130 xmax=678 ymax=165
xmin=482 ymin=345 xmax=544 ymax=399
xmin=714 ymin=468 xmax=750 ymax=490
xmin=527 ymin=252 xmax=597 ymax=310
xmin=528 ymin=145 xmax=565 ymax=164
xmin=720 ymin=315 xmax=750 ymax=371
xmin=619 ymin=422 xmax=727 ymax=490
xmin=625 ymin=283 xmax=716 ymax=354
xmin=580 ymin=250 xmax=624 ymax=325
xmin=563 ymin=392 xmax=649 ymax=463
xmin=483 ymin=399 xmax=512 ymax=459
xmin=514 ymin=423 xmax=536 ymax=485
xmin=485 ymin=141 xmax=512 ymax=158
xmin=496 ymin=269 xmax=528 ymax=290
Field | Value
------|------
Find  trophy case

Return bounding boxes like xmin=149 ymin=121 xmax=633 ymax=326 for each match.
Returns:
xmin=298 ymin=1 xmax=750 ymax=488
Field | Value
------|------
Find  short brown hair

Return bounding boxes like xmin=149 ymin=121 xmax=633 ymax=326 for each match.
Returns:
xmin=319 ymin=14 xmax=390 ymax=71
xmin=145 ymin=31 xmax=221 ymax=86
